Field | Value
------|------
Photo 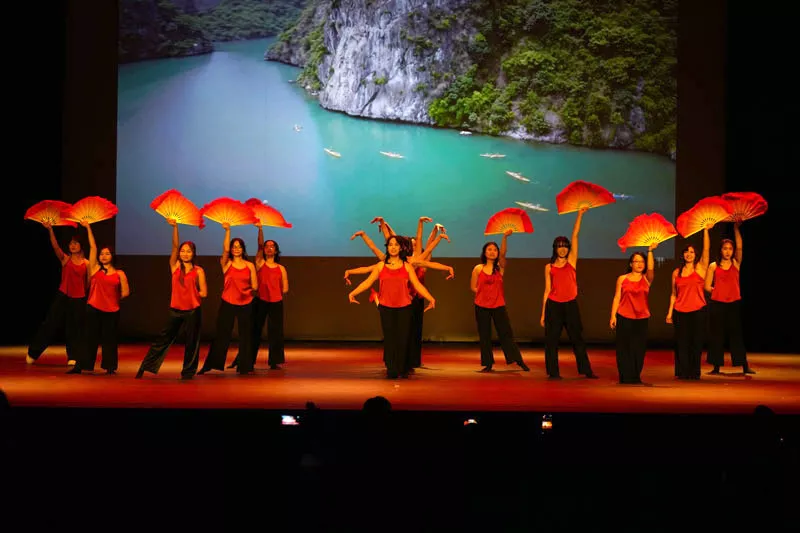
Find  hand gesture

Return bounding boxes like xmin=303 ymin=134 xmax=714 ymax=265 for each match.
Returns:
xmin=540 ymin=315 xmax=545 ymax=328
xmin=503 ymin=228 xmax=513 ymax=237
xmin=255 ymin=221 xmax=262 ymax=228
xmin=610 ymin=316 xmax=617 ymax=330
xmin=42 ymin=221 xmax=52 ymax=229
xmin=348 ymin=293 xmax=359 ymax=304
xmin=439 ymin=233 xmax=450 ymax=243
xmin=80 ymin=220 xmax=90 ymax=228
xmin=434 ymin=223 xmax=446 ymax=234
xmin=419 ymin=216 xmax=432 ymax=223
xmin=222 ymin=222 xmax=231 ymax=230
xmin=578 ymin=207 xmax=589 ymax=215
xmin=369 ymin=217 xmax=384 ymax=225
xmin=648 ymin=241 xmax=658 ymax=251
xmin=424 ymin=299 xmax=436 ymax=312
xmin=445 ymin=268 xmax=454 ymax=280
xmin=344 ymin=271 xmax=352 ymax=286
xmin=350 ymin=230 xmax=365 ymax=240
xmin=704 ymin=221 xmax=715 ymax=230
xmin=666 ymin=314 xmax=673 ymax=324
xmin=167 ymin=218 xmax=178 ymax=226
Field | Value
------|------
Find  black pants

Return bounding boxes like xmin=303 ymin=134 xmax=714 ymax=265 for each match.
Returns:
xmin=233 ymin=298 xmax=285 ymax=367
xmin=139 ymin=307 xmax=202 ymax=377
xmin=408 ymin=297 xmax=425 ymax=368
xmin=379 ymin=304 xmax=413 ymax=378
xmin=200 ymin=300 xmax=253 ymax=374
xmin=707 ymin=300 xmax=747 ymax=368
xmin=28 ymin=292 xmax=86 ymax=362
xmin=673 ymin=307 xmax=707 ymax=379
xmin=83 ymin=305 xmax=120 ymax=372
xmin=615 ymin=314 xmax=649 ymax=384
xmin=475 ymin=305 xmax=524 ymax=367
xmin=544 ymin=299 xmax=593 ymax=377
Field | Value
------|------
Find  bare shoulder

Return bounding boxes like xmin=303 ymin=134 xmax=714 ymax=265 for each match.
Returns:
xmin=472 ymin=264 xmax=483 ymax=273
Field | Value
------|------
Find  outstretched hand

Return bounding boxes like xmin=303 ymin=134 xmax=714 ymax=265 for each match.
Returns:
xmin=343 ymin=271 xmax=352 ymax=286
xmin=350 ymin=230 xmax=365 ymax=240
xmin=439 ymin=234 xmax=451 ymax=243
xmin=369 ymin=217 xmax=384 ymax=225
xmin=424 ymin=299 xmax=436 ymax=312
xmin=348 ymin=293 xmax=359 ymax=304
xmin=446 ymin=268 xmax=454 ymax=280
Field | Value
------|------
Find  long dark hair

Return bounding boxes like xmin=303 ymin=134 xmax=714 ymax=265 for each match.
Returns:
xmin=625 ymin=252 xmax=647 ymax=274
xmin=384 ymin=236 xmax=410 ymax=264
xmin=68 ymin=232 xmax=85 ymax=256
xmin=717 ymin=238 xmax=735 ymax=264
xmin=229 ymin=237 xmax=250 ymax=262
xmin=264 ymin=240 xmax=281 ymax=264
xmin=550 ymin=236 xmax=571 ymax=264
xmin=480 ymin=241 xmax=500 ymax=275
xmin=98 ymin=246 xmax=114 ymax=273
xmin=178 ymin=240 xmax=197 ymax=287
xmin=678 ymin=244 xmax=697 ymax=271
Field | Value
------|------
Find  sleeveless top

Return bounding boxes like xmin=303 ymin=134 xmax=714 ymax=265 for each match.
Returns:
xmin=674 ymin=269 xmax=706 ymax=312
xmin=548 ymin=262 xmax=578 ymax=302
xmin=88 ymin=269 xmax=121 ymax=312
xmin=711 ymin=263 xmax=741 ymax=303
xmin=618 ymin=275 xmax=650 ymax=319
xmin=59 ymin=259 xmax=88 ymax=298
xmin=257 ymin=264 xmax=284 ymax=303
xmin=170 ymin=267 xmax=201 ymax=311
xmin=474 ymin=268 xmax=506 ymax=308
xmin=222 ymin=264 xmax=254 ymax=306
xmin=378 ymin=265 xmax=412 ymax=308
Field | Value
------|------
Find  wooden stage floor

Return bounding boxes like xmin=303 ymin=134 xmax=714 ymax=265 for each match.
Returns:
xmin=1 ymin=343 xmax=798 ymax=414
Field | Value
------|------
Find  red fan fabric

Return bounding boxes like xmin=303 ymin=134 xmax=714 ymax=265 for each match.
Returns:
xmin=24 ymin=200 xmax=77 ymax=227
xmin=151 ymin=190 xmax=205 ymax=228
xmin=676 ymin=196 xmax=734 ymax=238
xmin=484 ymin=208 xmax=534 ymax=235
xmin=556 ymin=181 xmax=616 ymax=214
xmin=62 ymin=196 xmax=119 ymax=224
xmin=244 ymin=198 xmax=292 ymax=228
xmin=199 ymin=197 xmax=258 ymax=226
xmin=721 ymin=192 xmax=768 ymax=222
xmin=617 ymin=213 xmax=678 ymax=252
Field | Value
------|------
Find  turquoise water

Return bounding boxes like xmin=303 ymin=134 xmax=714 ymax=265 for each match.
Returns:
xmin=116 ymin=38 xmax=675 ymax=258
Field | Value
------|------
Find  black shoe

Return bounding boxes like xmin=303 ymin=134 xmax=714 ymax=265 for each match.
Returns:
xmin=180 ymin=374 xmax=194 ymax=380
xmin=479 ymin=365 xmax=493 ymax=373
xmin=197 ymin=368 xmax=209 ymax=375
xmin=269 ymin=364 xmax=281 ymax=370
xmin=708 ymin=366 xmax=721 ymax=375
xmin=743 ymin=366 xmax=756 ymax=375
xmin=66 ymin=366 xmax=81 ymax=375
xmin=584 ymin=372 xmax=599 ymax=379
xmin=548 ymin=375 xmax=562 ymax=380
xmin=135 ymin=369 xmax=144 ymax=379
xmin=517 ymin=361 xmax=530 ymax=372
xmin=226 ymin=362 xmax=238 ymax=369
xmin=106 ymin=370 xmax=116 ymax=375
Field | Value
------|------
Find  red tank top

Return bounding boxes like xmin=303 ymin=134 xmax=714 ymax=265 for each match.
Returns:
xmin=378 ymin=264 xmax=411 ymax=308
xmin=711 ymin=263 xmax=741 ymax=303
xmin=408 ymin=267 xmax=426 ymax=299
xmin=59 ymin=259 xmax=88 ymax=298
xmin=674 ymin=269 xmax=706 ymax=312
xmin=257 ymin=264 xmax=283 ymax=302
xmin=170 ymin=267 xmax=201 ymax=311
xmin=88 ymin=269 xmax=121 ymax=312
xmin=474 ymin=269 xmax=506 ymax=308
xmin=222 ymin=264 xmax=254 ymax=305
xmin=548 ymin=262 xmax=578 ymax=302
xmin=617 ymin=275 xmax=650 ymax=319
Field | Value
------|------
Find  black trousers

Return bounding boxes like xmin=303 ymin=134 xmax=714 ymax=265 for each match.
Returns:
xmin=28 ymin=292 xmax=86 ymax=362
xmin=707 ymin=300 xmax=747 ymax=368
xmin=408 ymin=297 xmax=425 ymax=368
xmin=615 ymin=314 xmax=649 ymax=384
xmin=233 ymin=298 xmax=285 ymax=367
xmin=83 ymin=305 xmax=120 ymax=372
xmin=673 ymin=307 xmax=707 ymax=379
xmin=544 ymin=299 xmax=593 ymax=377
xmin=200 ymin=300 xmax=253 ymax=374
xmin=475 ymin=305 xmax=524 ymax=367
xmin=139 ymin=307 xmax=202 ymax=377
xmin=379 ymin=304 xmax=413 ymax=378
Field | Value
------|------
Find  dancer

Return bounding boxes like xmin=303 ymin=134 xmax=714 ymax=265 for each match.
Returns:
xmin=198 ymin=223 xmax=257 ymax=375
xmin=609 ymin=244 xmax=657 ymax=384
xmin=666 ymin=223 xmax=713 ymax=380
xmin=348 ymin=235 xmax=435 ymax=379
xmin=27 ymin=222 xmax=89 ymax=366
xmin=67 ymin=221 xmax=130 ymax=374
xmin=540 ymin=207 xmax=597 ymax=379
xmin=471 ymin=229 xmax=530 ymax=372
xmin=704 ymin=222 xmax=753 ymax=374
xmin=136 ymin=219 xmax=207 ymax=380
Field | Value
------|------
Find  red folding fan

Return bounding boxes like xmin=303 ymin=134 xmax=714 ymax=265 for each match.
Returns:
xmin=244 ymin=198 xmax=292 ymax=229
xmin=556 ymin=180 xmax=616 ymax=215
xmin=24 ymin=200 xmax=77 ymax=227
xmin=721 ymin=192 xmax=768 ymax=222
xmin=199 ymin=197 xmax=258 ymax=227
xmin=617 ymin=213 xmax=678 ymax=252
xmin=150 ymin=190 xmax=205 ymax=229
xmin=62 ymin=196 xmax=119 ymax=224
xmin=484 ymin=208 xmax=534 ymax=235
xmin=676 ymin=196 xmax=734 ymax=238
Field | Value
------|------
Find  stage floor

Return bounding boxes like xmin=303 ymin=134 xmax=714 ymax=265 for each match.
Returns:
xmin=1 ymin=343 xmax=798 ymax=414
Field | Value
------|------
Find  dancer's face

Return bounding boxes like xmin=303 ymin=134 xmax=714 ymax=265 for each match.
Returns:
xmin=387 ymin=237 xmax=400 ymax=257
xmin=179 ymin=243 xmax=194 ymax=263
xmin=231 ymin=241 xmax=243 ymax=257
xmin=68 ymin=239 xmax=82 ymax=254
xmin=630 ymin=254 xmax=646 ymax=273
xmin=721 ymin=242 xmax=733 ymax=260
xmin=484 ymin=244 xmax=498 ymax=259
xmin=264 ymin=240 xmax=277 ymax=258
xmin=99 ymin=248 xmax=113 ymax=266
xmin=683 ymin=246 xmax=696 ymax=263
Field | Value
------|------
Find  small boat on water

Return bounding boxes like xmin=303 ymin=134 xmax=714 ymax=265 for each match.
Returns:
xmin=515 ymin=201 xmax=549 ymax=212
xmin=459 ymin=131 xmax=472 ymax=135
xmin=380 ymin=151 xmax=404 ymax=159
xmin=480 ymin=153 xmax=506 ymax=158
xmin=505 ymin=171 xmax=530 ymax=182
xmin=324 ymin=148 xmax=341 ymax=158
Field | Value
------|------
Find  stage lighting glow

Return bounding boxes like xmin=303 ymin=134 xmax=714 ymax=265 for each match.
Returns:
xmin=541 ymin=414 xmax=553 ymax=431
xmin=464 ymin=418 xmax=478 ymax=426
xmin=281 ymin=415 xmax=300 ymax=426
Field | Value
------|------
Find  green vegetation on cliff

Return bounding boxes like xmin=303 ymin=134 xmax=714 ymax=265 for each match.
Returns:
xmin=196 ymin=0 xmax=309 ymax=41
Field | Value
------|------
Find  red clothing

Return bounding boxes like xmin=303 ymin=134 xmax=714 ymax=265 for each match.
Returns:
xmin=474 ymin=269 xmax=506 ymax=308
xmin=257 ymin=264 xmax=284 ymax=302
xmin=378 ymin=264 xmax=411 ymax=308
xmin=170 ymin=267 xmax=201 ymax=311
xmin=88 ymin=269 xmax=121 ymax=312
xmin=617 ymin=275 xmax=650 ymax=319
xmin=222 ymin=264 xmax=254 ymax=306
xmin=408 ymin=267 xmax=426 ymax=299
xmin=674 ymin=269 xmax=706 ymax=312
xmin=59 ymin=259 xmax=88 ymax=298
xmin=548 ymin=262 xmax=578 ymax=302
xmin=711 ymin=263 xmax=741 ymax=303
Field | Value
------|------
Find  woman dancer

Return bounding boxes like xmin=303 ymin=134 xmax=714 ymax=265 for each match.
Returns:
xmin=27 ymin=222 xmax=89 ymax=366
xmin=704 ymin=222 xmax=753 ymax=374
xmin=471 ymin=229 xmax=530 ymax=372
xmin=666 ymin=223 xmax=713 ymax=380
xmin=136 ymin=219 xmax=207 ymax=380
xmin=348 ymin=235 xmax=435 ymax=379
xmin=198 ymin=223 xmax=257 ymax=375
xmin=540 ymin=207 xmax=597 ymax=379
xmin=67 ymin=221 xmax=130 ymax=374
xmin=609 ymin=244 xmax=657 ymax=384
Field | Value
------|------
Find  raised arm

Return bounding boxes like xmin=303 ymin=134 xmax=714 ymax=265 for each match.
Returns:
xmin=370 ymin=216 xmax=395 ymax=239
xmin=498 ymin=229 xmax=511 ymax=269
xmin=351 ymin=230 xmax=386 ymax=260
xmin=646 ymin=243 xmax=656 ymax=284
xmin=704 ymin=263 xmax=717 ymax=293
xmin=411 ymin=260 xmax=454 ymax=280
xmin=255 ymin=224 xmax=265 ymax=266
xmin=609 ymin=275 xmax=624 ymax=329
xmin=417 ymin=233 xmax=450 ymax=261
xmin=470 ymin=265 xmax=481 ymax=293
xmin=220 ymin=224 xmax=231 ymax=271
xmin=45 ymin=223 xmax=68 ymax=265
xmin=698 ymin=224 xmax=712 ymax=273
xmin=406 ymin=264 xmax=435 ymax=311
xmin=734 ymin=222 xmax=742 ymax=265
xmin=666 ymin=269 xmax=678 ymax=323
xmin=348 ymin=263 xmax=383 ymax=302
xmin=83 ymin=221 xmax=99 ymax=275
xmin=540 ymin=264 xmax=551 ymax=327
xmin=280 ymin=265 xmax=289 ymax=294
xmin=567 ymin=208 xmax=586 ymax=268
xmin=118 ymin=271 xmax=131 ymax=299
xmin=425 ymin=224 xmax=441 ymax=251
xmin=414 ymin=217 xmax=431 ymax=255
xmin=196 ymin=267 xmax=208 ymax=298
xmin=168 ymin=219 xmax=179 ymax=271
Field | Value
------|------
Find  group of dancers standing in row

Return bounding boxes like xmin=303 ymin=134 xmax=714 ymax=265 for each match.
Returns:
xmin=27 ymin=207 xmax=752 ymax=384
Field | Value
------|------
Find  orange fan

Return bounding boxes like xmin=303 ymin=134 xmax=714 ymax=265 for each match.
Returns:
xmin=62 ymin=196 xmax=119 ymax=224
xmin=617 ymin=213 xmax=678 ymax=252
xmin=484 ymin=208 xmax=534 ymax=235
xmin=721 ymin=192 xmax=768 ymax=222
xmin=244 ymin=198 xmax=292 ymax=229
xmin=556 ymin=180 xmax=616 ymax=214
xmin=199 ymin=197 xmax=258 ymax=227
xmin=676 ymin=196 xmax=734 ymax=238
xmin=151 ymin=190 xmax=205 ymax=229
xmin=24 ymin=200 xmax=77 ymax=227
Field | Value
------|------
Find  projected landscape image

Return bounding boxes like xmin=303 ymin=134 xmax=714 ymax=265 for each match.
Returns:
xmin=116 ymin=0 xmax=677 ymax=258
